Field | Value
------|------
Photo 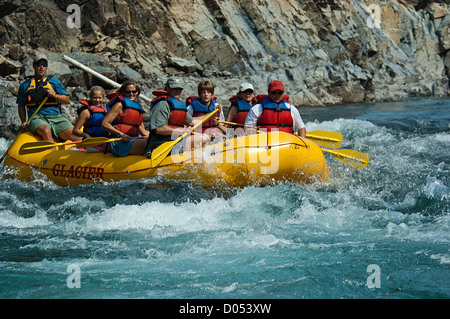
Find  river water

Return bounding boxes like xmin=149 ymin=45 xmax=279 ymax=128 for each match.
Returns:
xmin=0 ymin=97 xmax=448 ymax=300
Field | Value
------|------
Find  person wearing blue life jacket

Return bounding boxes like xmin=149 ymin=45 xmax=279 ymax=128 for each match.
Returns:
xmin=16 ymin=53 xmax=81 ymax=143
xmin=186 ymin=80 xmax=226 ymax=138
xmin=244 ymin=80 xmax=306 ymax=137
xmin=225 ymin=82 xmax=257 ymax=128
xmin=145 ymin=76 xmax=221 ymax=158
xmin=73 ymin=86 xmax=109 ymax=152
xmin=101 ymin=80 xmax=149 ymax=157
xmin=224 ymin=82 xmax=258 ymax=138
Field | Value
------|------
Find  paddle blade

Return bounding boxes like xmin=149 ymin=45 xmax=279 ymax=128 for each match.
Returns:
xmin=19 ymin=141 xmax=58 ymax=155
xmin=306 ymin=130 xmax=343 ymax=149
xmin=322 ymin=148 xmax=369 ymax=169
xmin=150 ymin=108 xmax=220 ymax=167
xmin=150 ymin=140 xmax=176 ymax=167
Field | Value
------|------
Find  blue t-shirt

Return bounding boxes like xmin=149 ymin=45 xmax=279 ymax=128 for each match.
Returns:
xmin=17 ymin=75 xmax=68 ymax=117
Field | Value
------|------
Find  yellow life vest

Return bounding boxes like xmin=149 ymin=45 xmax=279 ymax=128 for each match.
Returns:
xmin=25 ymin=76 xmax=59 ymax=109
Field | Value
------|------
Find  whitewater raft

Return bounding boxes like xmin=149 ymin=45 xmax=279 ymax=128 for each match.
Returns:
xmin=2 ymin=131 xmax=328 ymax=187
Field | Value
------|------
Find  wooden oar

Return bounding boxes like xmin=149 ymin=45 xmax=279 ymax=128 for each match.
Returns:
xmin=1 ymin=97 xmax=48 ymax=163
xmin=150 ymin=108 xmax=220 ymax=167
xmin=218 ymin=120 xmax=343 ymax=149
xmin=321 ymin=148 xmax=369 ymax=169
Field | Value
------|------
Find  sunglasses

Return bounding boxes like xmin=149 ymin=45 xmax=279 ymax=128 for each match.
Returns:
xmin=124 ymin=90 xmax=138 ymax=94
xmin=35 ymin=62 xmax=48 ymax=67
xmin=241 ymin=89 xmax=254 ymax=94
xmin=270 ymin=91 xmax=284 ymax=95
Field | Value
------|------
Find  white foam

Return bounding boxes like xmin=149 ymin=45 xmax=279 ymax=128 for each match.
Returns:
xmin=81 ymin=197 xmax=228 ymax=235
xmin=0 ymin=209 xmax=50 ymax=228
xmin=424 ymin=177 xmax=449 ymax=200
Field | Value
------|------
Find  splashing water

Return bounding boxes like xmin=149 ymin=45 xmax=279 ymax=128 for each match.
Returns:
xmin=0 ymin=98 xmax=448 ymax=299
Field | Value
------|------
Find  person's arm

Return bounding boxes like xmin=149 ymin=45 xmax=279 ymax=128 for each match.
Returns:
xmin=138 ymin=122 xmax=149 ymax=137
xmin=73 ymin=109 xmax=91 ymax=139
xmin=297 ymin=127 xmax=306 ymax=138
xmin=244 ymin=105 xmax=260 ymax=134
xmin=224 ymin=105 xmax=238 ymax=128
xmin=101 ymin=102 xmax=131 ymax=141
xmin=217 ymin=108 xmax=226 ymax=134
xmin=46 ymin=88 xmax=70 ymax=105
xmin=151 ymin=101 xmax=191 ymax=138
xmin=48 ymin=77 xmax=70 ymax=105
xmin=291 ymin=106 xmax=306 ymax=137
xmin=18 ymin=105 xmax=27 ymax=131
xmin=16 ymin=83 xmax=28 ymax=131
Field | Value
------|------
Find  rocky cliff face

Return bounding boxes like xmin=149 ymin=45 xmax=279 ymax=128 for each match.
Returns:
xmin=0 ymin=0 xmax=449 ymax=137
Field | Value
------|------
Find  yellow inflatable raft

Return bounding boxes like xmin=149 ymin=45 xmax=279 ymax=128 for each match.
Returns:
xmin=2 ymin=131 xmax=328 ymax=187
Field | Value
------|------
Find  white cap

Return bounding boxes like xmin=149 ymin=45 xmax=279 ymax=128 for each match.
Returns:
xmin=33 ymin=53 xmax=48 ymax=64
xmin=238 ymin=82 xmax=254 ymax=92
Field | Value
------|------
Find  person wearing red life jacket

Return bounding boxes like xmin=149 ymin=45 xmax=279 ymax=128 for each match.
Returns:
xmin=145 ymin=76 xmax=221 ymax=158
xmin=186 ymin=80 xmax=226 ymax=138
xmin=225 ymin=82 xmax=258 ymax=138
xmin=101 ymin=80 xmax=149 ymax=157
xmin=73 ymin=86 xmax=108 ymax=152
xmin=244 ymin=80 xmax=306 ymax=137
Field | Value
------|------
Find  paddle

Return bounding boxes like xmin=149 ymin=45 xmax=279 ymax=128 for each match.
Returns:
xmin=19 ymin=140 xmax=83 ymax=155
xmin=18 ymin=136 xmax=149 ymax=154
xmin=218 ymin=120 xmax=343 ymax=149
xmin=304 ymin=130 xmax=343 ymax=149
xmin=321 ymin=148 xmax=369 ymax=169
xmin=0 ymin=97 xmax=48 ymax=163
xmin=219 ymin=120 xmax=242 ymax=126
xmin=77 ymin=136 xmax=148 ymax=148
xmin=150 ymin=108 xmax=220 ymax=167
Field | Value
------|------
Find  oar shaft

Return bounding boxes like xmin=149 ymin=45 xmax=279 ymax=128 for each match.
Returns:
xmin=306 ymin=133 xmax=341 ymax=142
xmin=1 ymin=97 xmax=49 ymax=163
xmin=77 ymin=135 xmax=148 ymax=148
xmin=220 ymin=121 xmax=341 ymax=141
xmin=151 ymin=108 xmax=220 ymax=163
xmin=321 ymin=148 xmax=369 ymax=169
xmin=219 ymin=120 xmax=244 ymax=127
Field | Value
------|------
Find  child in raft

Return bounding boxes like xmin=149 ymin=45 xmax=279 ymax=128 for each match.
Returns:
xmin=73 ymin=86 xmax=109 ymax=152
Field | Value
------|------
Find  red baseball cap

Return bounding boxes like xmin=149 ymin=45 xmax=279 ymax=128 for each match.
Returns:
xmin=268 ymin=80 xmax=284 ymax=92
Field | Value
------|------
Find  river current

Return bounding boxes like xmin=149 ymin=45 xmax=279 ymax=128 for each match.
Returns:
xmin=0 ymin=97 xmax=448 ymax=300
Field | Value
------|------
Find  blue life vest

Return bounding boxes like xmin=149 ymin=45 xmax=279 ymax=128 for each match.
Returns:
xmin=190 ymin=98 xmax=219 ymax=132
xmin=78 ymin=101 xmax=109 ymax=137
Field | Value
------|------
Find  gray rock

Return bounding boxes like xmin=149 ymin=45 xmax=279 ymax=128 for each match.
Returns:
xmin=0 ymin=0 xmax=449 ymax=138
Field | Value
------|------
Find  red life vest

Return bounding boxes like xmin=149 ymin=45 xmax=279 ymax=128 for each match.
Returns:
xmin=150 ymin=90 xmax=187 ymax=128
xmin=229 ymin=96 xmax=257 ymax=126
xmin=257 ymin=97 xmax=294 ymax=133
xmin=107 ymin=96 xmax=144 ymax=137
